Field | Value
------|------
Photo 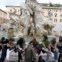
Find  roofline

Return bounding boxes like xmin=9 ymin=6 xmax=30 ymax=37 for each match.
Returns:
xmin=6 ymin=4 xmax=62 ymax=9
xmin=6 ymin=6 xmax=21 ymax=7
xmin=0 ymin=9 xmax=7 ymax=14
xmin=42 ymin=6 xmax=62 ymax=9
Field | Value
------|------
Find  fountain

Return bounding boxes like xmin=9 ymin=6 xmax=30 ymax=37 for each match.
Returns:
xmin=8 ymin=0 xmax=45 ymax=37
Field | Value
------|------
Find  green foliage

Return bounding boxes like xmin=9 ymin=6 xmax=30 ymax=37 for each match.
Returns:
xmin=41 ymin=3 xmax=62 ymax=7
xmin=43 ymin=24 xmax=54 ymax=35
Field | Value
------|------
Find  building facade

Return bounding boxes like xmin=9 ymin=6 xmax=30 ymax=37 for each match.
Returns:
xmin=41 ymin=3 xmax=62 ymax=35
xmin=6 ymin=3 xmax=62 ymax=26
xmin=41 ymin=3 xmax=62 ymax=25
xmin=6 ymin=6 xmax=21 ymax=15
xmin=0 ymin=9 xmax=8 ymax=25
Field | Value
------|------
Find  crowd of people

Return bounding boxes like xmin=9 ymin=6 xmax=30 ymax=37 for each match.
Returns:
xmin=0 ymin=35 xmax=62 ymax=62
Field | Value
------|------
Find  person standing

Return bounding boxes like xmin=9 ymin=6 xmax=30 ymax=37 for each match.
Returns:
xmin=57 ymin=36 xmax=62 ymax=62
xmin=42 ymin=35 xmax=50 ymax=62
xmin=0 ymin=37 xmax=9 ymax=62
xmin=17 ymin=38 xmax=25 ymax=62
xmin=50 ymin=38 xmax=58 ymax=62
xmin=6 ymin=38 xmax=15 ymax=62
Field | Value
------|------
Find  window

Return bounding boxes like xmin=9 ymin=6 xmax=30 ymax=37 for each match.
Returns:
xmin=54 ymin=10 xmax=57 ymax=12
xmin=60 ymin=14 xmax=62 ymax=17
xmin=60 ymin=19 xmax=62 ymax=22
xmin=54 ymin=19 xmax=57 ymax=22
xmin=48 ymin=9 xmax=51 ymax=11
xmin=60 ymin=10 xmax=62 ymax=12
xmin=48 ymin=11 xmax=53 ymax=17
xmin=49 ymin=18 xmax=52 ymax=21
xmin=56 ymin=10 xmax=57 ymax=12
xmin=10 ymin=9 xmax=12 ymax=12
xmin=54 ymin=13 xmax=57 ymax=17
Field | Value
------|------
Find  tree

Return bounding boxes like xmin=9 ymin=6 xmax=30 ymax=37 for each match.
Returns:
xmin=43 ymin=24 xmax=53 ymax=35
xmin=49 ymin=3 xmax=53 ymax=7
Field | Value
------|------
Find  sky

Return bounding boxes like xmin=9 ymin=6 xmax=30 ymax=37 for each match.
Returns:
xmin=0 ymin=0 xmax=62 ymax=10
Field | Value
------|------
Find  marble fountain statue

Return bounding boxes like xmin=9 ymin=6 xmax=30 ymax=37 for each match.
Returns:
xmin=8 ymin=0 xmax=45 ymax=37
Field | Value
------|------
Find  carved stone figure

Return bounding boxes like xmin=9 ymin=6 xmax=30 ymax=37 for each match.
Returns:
xmin=9 ymin=0 xmax=44 ymax=37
